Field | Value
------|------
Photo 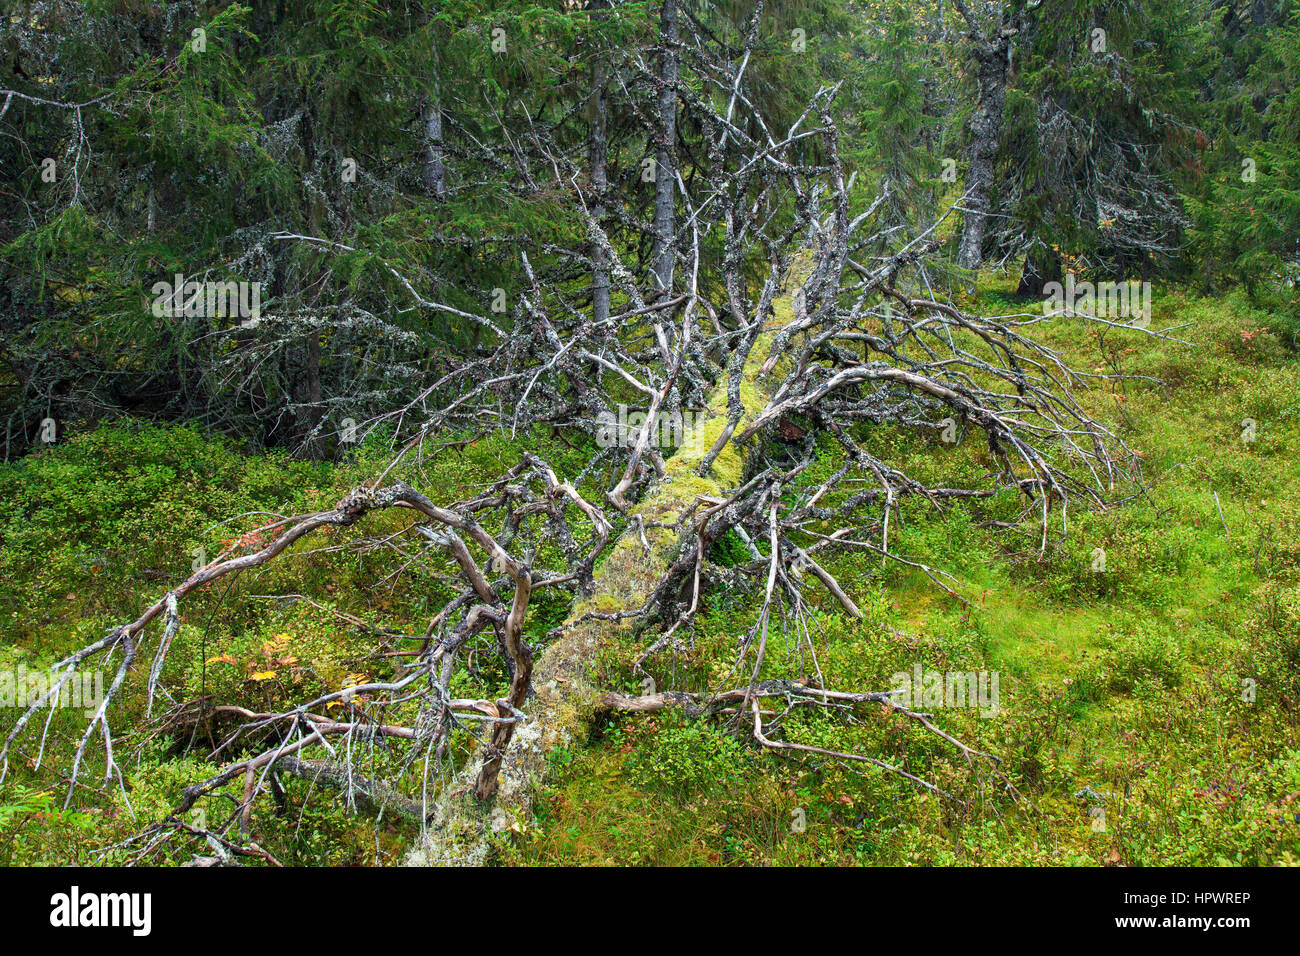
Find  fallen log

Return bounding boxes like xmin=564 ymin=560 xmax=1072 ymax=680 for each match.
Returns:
xmin=404 ymin=262 xmax=809 ymax=865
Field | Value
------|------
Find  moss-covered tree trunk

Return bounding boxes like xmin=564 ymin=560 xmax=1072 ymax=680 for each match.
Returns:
xmin=407 ymin=269 xmax=805 ymax=865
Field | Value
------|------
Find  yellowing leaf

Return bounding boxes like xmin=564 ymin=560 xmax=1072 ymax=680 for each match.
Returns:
xmin=250 ymin=670 xmax=277 ymax=681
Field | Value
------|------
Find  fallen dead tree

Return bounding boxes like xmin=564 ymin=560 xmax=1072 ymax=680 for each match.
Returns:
xmin=1 ymin=4 xmax=1157 ymax=866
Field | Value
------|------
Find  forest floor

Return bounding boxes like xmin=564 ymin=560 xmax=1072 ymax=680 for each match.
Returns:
xmin=2 ymin=274 xmax=1298 ymax=866
xmin=503 ymin=276 xmax=1300 ymax=866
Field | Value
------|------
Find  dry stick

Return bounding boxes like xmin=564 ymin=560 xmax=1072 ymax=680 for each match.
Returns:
xmin=601 ymin=673 xmax=1017 ymax=806
xmin=791 ymin=546 xmax=862 ymax=619
xmin=750 ymin=699 xmax=956 ymax=801
xmin=741 ymin=484 xmax=782 ymax=719
xmin=1213 ymin=491 xmax=1230 ymax=538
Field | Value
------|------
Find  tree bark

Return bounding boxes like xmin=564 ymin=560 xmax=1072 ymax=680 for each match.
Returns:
xmin=589 ymin=1 xmax=610 ymax=324
xmin=956 ymin=36 xmax=1010 ymax=269
xmin=951 ymin=0 xmax=1015 ymax=270
xmin=652 ymin=0 xmax=678 ymax=294
xmin=423 ymin=36 xmax=449 ymax=200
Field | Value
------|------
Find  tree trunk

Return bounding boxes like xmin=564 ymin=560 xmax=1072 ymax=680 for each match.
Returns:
xmin=652 ymin=0 xmax=678 ymax=294
xmin=1017 ymin=245 xmax=1062 ymax=298
xmin=423 ymin=38 xmax=448 ymax=200
xmin=303 ymin=332 xmax=324 ymax=458
xmin=589 ymin=5 xmax=610 ymax=324
xmin=405 ymin=261 xmax=814 ymax=866
xmin=956 ymin=36 xmax=1010 ymax=269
